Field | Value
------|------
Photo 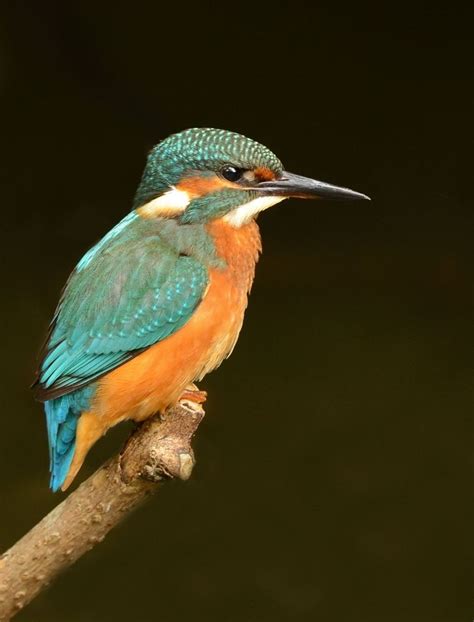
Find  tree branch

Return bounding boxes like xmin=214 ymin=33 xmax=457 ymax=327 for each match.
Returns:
xmin=0 ymin=399 xmax=205 ymax=621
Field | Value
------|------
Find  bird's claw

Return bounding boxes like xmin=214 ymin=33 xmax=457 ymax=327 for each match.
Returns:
xmin=179 ymin=383 xmax=207 ymax=406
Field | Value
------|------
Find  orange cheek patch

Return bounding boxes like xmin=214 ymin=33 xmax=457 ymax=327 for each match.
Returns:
xmin=177 ymin=176 xmax=235 ymax=197
xmin=254 ymin=167 xmax=276 ymax=182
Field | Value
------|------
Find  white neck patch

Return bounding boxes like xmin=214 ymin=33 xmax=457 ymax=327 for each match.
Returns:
xmin=138 ymin=186 xmax=285 ymax=226
xmin=223 ymin=195 xmax=286 ymax=228
xmin=138 ymin=186 xmax=190 ymax=218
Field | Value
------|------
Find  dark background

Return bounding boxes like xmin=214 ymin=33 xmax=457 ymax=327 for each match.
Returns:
xmin=0 ymin=2 xmax=472 ymax=621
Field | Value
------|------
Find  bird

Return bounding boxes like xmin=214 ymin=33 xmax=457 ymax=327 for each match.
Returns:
xmin=33 ymin=128 xmax=370 ymax=492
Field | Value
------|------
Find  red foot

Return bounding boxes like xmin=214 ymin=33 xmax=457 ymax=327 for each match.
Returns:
xmin=179 ymin=386 xmax=207 ymax=405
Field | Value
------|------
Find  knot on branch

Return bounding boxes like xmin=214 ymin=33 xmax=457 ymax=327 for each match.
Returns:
xmin=140 ymin=436 xmax=195 ymax=482
xmin=119 ymin=400 xmax=205 ymax=485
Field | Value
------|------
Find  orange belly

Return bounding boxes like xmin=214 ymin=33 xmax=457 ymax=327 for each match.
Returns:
xmin=62 ymin=218 xmax=261 ymax=490
xmin=93 ymin=265 xmax=247 ymax=423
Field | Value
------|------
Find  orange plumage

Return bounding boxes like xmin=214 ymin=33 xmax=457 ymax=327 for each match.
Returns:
xmin=63 ymin=219 xmax=261 ymax=489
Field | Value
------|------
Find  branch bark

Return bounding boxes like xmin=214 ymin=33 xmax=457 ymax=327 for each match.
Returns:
xmin=0 ymin=399 xmax=205 ymax=621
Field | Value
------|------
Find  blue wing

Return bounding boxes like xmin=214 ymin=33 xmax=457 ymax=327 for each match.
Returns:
xmin=34 ymin=214 xmax=215 ymax=401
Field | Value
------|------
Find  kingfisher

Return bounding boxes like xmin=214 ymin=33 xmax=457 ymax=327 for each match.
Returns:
xmin=33 ymin=128 xmax=370 ymax=492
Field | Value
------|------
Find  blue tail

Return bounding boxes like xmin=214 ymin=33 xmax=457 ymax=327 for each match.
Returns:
xmin=44 ymin=386 xmax=94 ymax=491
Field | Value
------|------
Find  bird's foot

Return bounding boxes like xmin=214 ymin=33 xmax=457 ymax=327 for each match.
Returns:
xmin=179 ymin=383 xmax=207 ymax=406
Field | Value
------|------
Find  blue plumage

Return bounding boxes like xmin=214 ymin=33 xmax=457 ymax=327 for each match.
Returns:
xmin=36 ymin=215 xmax=221 ymax=490
xmin=45 ymin=386 xmax=95 ymax=491
xmin=36 ymin=216 xmax=219 ymax=401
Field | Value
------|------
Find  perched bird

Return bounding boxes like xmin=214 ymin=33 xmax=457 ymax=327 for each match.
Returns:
xmin=33 ymin=128 xmax=370 ymax=491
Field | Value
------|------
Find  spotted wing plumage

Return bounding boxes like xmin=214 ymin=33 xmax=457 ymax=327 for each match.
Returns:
xmin=34 ymin=215 xmax=210 ymax=401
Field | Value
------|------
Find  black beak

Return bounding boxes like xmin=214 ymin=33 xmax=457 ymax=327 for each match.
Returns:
xmin=256 ymin=171 xmax=371 ymax=201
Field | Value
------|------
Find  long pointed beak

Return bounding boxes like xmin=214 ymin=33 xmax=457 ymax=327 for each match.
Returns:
xmin=256 ymin=171 xmax=371 ymax=201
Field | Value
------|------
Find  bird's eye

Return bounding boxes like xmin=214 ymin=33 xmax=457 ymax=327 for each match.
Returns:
xmin=221 ymin=165 xmax=244 ymax=182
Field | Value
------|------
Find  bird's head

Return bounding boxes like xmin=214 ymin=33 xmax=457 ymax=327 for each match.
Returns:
xmin=134 ymin=128 xmax=370 ymax=226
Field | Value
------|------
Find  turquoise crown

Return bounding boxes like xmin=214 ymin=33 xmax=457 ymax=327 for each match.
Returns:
xmin=133 ymin=128 xmax=283 ymax=208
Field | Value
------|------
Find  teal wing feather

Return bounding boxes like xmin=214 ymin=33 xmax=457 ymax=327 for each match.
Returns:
xmin=35 ymin=214 xmax=212 ymax=400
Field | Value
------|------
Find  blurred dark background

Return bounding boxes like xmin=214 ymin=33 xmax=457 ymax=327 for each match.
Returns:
xmin=0 ymin=1 xmax=472 ymax=621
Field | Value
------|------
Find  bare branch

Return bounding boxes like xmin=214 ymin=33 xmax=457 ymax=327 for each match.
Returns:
xmin=0 ymin=399 xmax=205 ymax=621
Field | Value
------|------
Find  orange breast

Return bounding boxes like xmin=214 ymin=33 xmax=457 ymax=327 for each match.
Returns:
xmin=92 ymin=219 xmax=262 ymax=424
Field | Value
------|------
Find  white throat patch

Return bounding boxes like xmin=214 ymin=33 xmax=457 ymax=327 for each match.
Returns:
xmin=138 ymin=186 xmax=285 ymax=226
xmin=138 ymin=186 xmax=190 ymax=218
xmin=223 ymin=195 xmax=286 ymax=228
